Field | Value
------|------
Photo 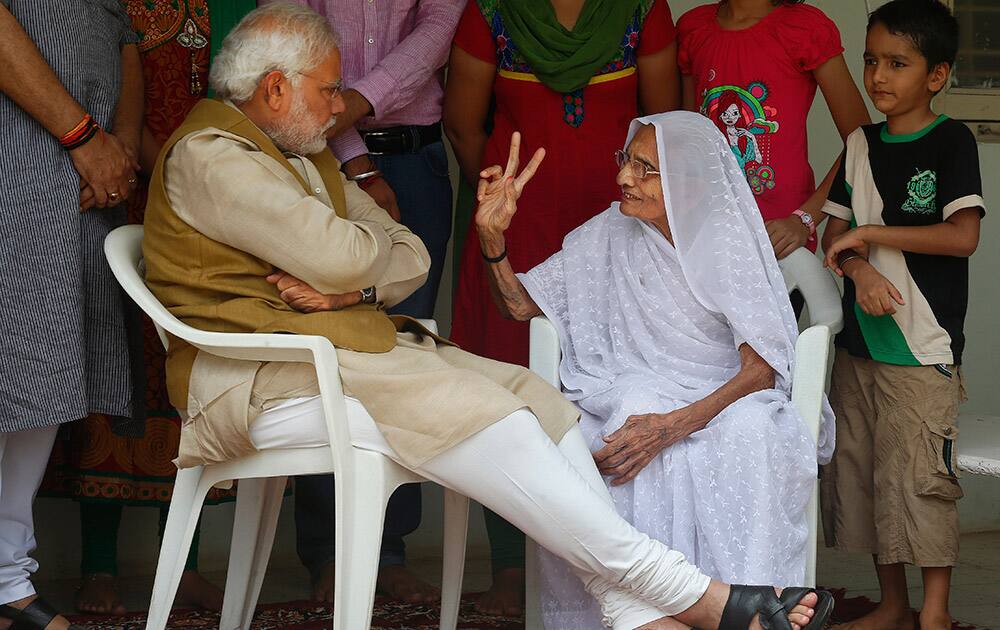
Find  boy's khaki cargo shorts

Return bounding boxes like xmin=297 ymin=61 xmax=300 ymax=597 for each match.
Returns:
xmin=821 ymin=349 xmax=965 ymax=567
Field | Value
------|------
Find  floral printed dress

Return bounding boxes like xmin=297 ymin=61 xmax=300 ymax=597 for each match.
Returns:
xmin=451 ymin=0 xmax=676 ymax=367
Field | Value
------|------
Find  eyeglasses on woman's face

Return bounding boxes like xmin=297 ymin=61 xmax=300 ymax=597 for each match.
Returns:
xmin=614 ymin=149 xmax=660 ymax=180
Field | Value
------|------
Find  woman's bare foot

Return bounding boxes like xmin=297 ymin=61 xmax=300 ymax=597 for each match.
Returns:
xmin=918 ymin=608 xmax=951 ymax=630
xmin=75 ymin=573 xmax=127 ymax=616
xmin=376 ymin=565 xmax=440 ymax=604
xmin=310 ymin=562 xmax=337 ymax=603
xmin=475 ymin=567 xmax=525 ymax=617
xmin=0 ymin=596 xmax=72 ymax=630
xmin=175 ymin=570 xmax=224 ymax=611
xmin=831 ymin=601 xmax=914 ymax=630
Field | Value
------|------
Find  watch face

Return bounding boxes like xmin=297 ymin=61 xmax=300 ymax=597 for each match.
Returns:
xmin=800 ymin=212 xmax=814 ymax=224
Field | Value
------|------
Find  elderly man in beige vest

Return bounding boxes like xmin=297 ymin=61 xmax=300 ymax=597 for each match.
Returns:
xmin=141 ymin=4 xmax=828 ymax=629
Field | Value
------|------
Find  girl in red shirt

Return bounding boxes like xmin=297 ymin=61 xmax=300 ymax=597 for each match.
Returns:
xmin=678 ymin=0 xmax=870 ymax=258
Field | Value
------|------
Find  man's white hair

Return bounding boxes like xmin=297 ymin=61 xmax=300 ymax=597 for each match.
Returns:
xmin=209 ymin=2 xmax=339 ymax=104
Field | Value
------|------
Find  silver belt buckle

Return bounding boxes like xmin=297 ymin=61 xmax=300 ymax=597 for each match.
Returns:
xmin=361 ymin=128 xmax=394 ymax=156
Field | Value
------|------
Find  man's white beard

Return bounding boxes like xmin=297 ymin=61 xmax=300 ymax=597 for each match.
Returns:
xmin=263 ymin=90 xmax=335 ymax=156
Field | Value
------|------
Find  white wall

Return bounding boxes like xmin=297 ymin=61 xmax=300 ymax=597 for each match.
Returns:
xmin=33 ymin=0 xmax=999 ymax=582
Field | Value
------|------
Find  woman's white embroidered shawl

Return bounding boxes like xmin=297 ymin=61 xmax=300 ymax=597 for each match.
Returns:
xmin=519 ymin=111 xmax=835 ymax=628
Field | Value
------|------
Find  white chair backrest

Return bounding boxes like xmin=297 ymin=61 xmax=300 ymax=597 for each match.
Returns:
xmin=104 ymin=224 xmax=363 ymax=470
xmin=104 ymin=225 xmax=323 ymax=365
xmin=104 ymin=224 xmax=180 ymax=352
xmin=777 ymin=248 xmax=844 ymax=334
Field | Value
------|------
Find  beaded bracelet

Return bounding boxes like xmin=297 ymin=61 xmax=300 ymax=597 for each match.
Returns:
xmin=59 ymin=114 xmax=101 ymax=150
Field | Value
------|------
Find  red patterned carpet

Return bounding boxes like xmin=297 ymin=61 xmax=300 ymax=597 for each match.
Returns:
xmin=66 ymin=589 xmax=988 ymax=629
xmin=68 ymin=595 xmax=523 ymax=629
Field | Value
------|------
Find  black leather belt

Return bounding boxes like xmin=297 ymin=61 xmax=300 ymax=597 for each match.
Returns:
xmin=359 ymin=123 xmax=442 ymax=155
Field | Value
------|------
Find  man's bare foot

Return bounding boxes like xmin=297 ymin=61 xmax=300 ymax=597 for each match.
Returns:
xmin=831 ymin=601 xmax=914 ymax=630
xmin=0 ymin=596 xmax=71 ymax=630
xmin=376 ymin=565 xmax=440 ymax=604
xmin=310 ymin=562 xmax=337 ymax=603
xmin=175 ymin=570 xmax=224 ymax=611
xmin=918 ymin=609 xmax=951 ymax=630
xmin=770 ymin=589 xmax=817 ymax=630
xmin=475 ymin=567 xmax=524 ymax=617
xmin=75 ymin=573 xmax=127 ymax=616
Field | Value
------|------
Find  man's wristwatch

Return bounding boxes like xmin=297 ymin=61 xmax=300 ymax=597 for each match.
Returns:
xmin=360 ymin=286 xmax=377 ymax=304
xmin=792 ymin=209 xmax=816 ymax=237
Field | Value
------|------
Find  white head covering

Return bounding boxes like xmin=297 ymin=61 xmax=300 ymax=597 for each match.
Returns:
xmin=628 ymin=111 xmax=800 ymax=390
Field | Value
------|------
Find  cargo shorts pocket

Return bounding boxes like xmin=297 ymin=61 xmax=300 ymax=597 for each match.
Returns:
xmin=916 ymin=417 xmax=963 ymax=501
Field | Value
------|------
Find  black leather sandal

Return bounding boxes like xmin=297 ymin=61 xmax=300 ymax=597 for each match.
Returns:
xmin=0 ymin=598 xmax=85 ymax=630
xmin=719 ymin=585 xmax=834 ymax=630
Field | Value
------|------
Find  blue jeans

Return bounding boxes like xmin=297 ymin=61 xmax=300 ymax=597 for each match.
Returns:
xmin=294 ymin=139 xmax=453 ymax=576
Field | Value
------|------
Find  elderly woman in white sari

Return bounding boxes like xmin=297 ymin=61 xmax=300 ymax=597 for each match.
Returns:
xmin=476 ymin=111 xmax=835 ymax=629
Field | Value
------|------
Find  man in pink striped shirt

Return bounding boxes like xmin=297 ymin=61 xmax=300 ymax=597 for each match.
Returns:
xmin=261 ymin=0 xmax=464 ymax=607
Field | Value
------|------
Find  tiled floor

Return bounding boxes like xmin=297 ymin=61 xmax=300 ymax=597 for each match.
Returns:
xmin=35 ymin=531 xmax=999 ymax=628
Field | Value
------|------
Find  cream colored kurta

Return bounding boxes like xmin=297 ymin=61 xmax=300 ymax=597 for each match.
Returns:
xmin=162 ymin=119 xmax=578 ymax=468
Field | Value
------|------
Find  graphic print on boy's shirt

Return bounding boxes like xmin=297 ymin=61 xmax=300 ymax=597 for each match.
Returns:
xmin=702 ymin=81 xmax=780 ymax=196
xmin=823 ymin=116 xmax=985 ymax=367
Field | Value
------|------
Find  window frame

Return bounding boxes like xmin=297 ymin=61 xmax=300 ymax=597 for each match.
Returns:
xmin=939 ymin=0 xmax=1000 ymax=127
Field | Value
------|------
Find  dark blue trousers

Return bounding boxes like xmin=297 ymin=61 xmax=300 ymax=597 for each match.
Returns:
xmin=294 ymin=140 xmax=453 ymax=576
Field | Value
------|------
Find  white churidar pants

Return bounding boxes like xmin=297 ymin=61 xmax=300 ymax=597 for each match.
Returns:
xmin=0 ymin=425 xmax=59 ymax=605
xmin=249 ymin=397 xmax=710 ymax=629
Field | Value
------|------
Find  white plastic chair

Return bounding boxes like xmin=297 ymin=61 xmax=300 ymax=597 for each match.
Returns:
xmin=777 ymin=246 xmax=843 ymax=588
xmin=524 ymin=248 xmax=843 ymax=626
xmin=104 ymin=225 xmax=470 ymax=630
xmin=778 ymin=247 xmax=844 ymax=334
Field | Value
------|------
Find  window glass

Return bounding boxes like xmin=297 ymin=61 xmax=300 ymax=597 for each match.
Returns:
xmin=952 ymin=0 xmax=1000 ymax=90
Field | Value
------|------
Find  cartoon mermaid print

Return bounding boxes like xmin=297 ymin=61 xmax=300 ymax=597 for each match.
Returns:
xmin=702 ymin=82 xmax=780 ymax=196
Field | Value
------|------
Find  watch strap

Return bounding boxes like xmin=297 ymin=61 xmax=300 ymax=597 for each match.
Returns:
xmin=792 ymin=209 xmax=817 ymax=236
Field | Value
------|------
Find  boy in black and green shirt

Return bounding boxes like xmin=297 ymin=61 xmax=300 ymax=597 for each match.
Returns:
xmin=820 ymin=2 xmax=985 ymax=629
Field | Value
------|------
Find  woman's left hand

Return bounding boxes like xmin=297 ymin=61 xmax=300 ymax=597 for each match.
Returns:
xmin=593 ymin=407 xmax=701 ymax=486
xmin=764 ymin=215 xmax=810 ymax=259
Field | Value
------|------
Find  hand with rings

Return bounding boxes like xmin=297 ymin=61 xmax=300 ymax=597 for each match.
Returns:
xmin=70 ymin=130 xmax=140 ymax=209
xmin=79 ymin=175 xmax=137 ymax=212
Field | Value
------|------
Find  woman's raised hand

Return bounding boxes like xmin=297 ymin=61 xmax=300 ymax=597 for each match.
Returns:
xmin=474 ymin=131 xmax=545 ymax=237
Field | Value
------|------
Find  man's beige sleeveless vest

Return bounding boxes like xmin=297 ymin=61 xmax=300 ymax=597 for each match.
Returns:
xmin=143 ymin=99 xmax=398 ymax=409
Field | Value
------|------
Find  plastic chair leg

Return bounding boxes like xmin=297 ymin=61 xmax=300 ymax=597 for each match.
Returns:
xmin=524 ymin=538 xmax=543 ymax=630
xmin=219 ymin=476 xmax=287 ymax=630
xmin=332 ymin=469 xmax=391 ymax=630
xmin=439 ymin=489 xmax=470 ymax=630
xmin=145 ymin=467 xmax=210 ymax=630
xmin=805 ymin=477 xmax=819 ymax=588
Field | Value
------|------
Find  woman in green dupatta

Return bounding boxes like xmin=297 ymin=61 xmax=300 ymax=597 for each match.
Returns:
xmin=444 ymin=0 xmax=681 ymax=616
xmin=39 ymin=0 xmax=256 ymax=616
